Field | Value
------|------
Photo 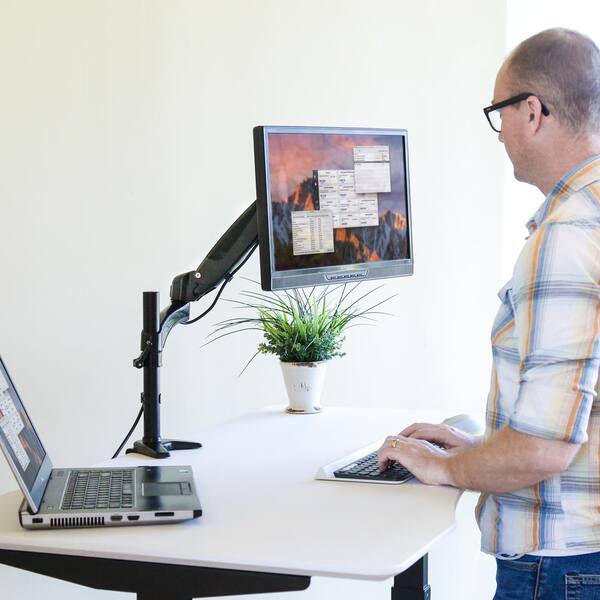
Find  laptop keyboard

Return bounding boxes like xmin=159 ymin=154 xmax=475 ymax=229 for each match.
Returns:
xmin=61 ymin=469 xmax=135 ymax=510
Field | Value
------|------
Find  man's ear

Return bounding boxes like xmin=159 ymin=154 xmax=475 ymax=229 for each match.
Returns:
xmin=526 ymin=97 xmax=543 ymax=133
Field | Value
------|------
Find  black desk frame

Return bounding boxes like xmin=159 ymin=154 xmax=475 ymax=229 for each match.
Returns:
xmin=0 ymin=549 xmax=430 ymax=599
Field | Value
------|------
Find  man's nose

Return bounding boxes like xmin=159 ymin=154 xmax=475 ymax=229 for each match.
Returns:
xmin=498 ymin=130 xmax=504 ymax=143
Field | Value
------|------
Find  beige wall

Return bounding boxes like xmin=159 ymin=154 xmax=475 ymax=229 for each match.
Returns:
xmin=0 ymin=1 xmax=505 ymax=598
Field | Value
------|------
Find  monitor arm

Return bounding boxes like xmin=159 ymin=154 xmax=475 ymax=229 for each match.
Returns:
xmin=127 ymin=201 xmax=259 ymax=459
xmin=169 ymin=201 xmax=259 ymax=308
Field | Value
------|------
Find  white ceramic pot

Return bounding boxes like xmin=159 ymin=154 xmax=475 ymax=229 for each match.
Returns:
xmin=280 ymin=360 xmax=328 ymax=414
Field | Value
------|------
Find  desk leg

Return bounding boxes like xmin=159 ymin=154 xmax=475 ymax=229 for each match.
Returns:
xmin=391 ymin=554 xmax=430 ymax=600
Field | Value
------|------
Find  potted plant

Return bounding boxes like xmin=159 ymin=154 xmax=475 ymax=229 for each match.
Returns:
xmin=209 ymin=282 xmax=393 ymax=414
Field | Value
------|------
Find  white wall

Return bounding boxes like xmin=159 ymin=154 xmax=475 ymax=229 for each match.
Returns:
xmin=502 ymin=0 xmax=600 ymax=279
xmin=0 ymin=1 xmax=505 ymax=598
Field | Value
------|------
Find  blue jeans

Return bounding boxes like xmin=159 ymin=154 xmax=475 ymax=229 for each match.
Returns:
xmin=494 ymin=553 xmax=600 ymax=600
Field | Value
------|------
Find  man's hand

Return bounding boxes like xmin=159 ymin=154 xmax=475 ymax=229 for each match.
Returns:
xmin=377 ymin=435 xmax=451 ymax=486
xmin=399 ymin=422 xmax=482 ymax=452
xmin=377 ymin=424 xmax=581 ymax=492
xmin=378 ymin=425 xmax=581 ymax=492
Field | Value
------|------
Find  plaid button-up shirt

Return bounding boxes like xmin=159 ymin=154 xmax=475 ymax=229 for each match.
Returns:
xmin=476 ymin=155 xmax=600 ymax=555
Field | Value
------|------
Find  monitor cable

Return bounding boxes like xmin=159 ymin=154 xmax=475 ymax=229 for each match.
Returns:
xmin=112 ymin=406 xmax=143 ymax=459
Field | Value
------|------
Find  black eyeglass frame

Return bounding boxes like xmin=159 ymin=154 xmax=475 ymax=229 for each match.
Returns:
xmin=483 ymin=92 xmax=550 ymax=133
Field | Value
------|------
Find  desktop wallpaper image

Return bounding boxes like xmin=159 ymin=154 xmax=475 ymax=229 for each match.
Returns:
xmin=267 ymin=132 xmax=410 ymax=272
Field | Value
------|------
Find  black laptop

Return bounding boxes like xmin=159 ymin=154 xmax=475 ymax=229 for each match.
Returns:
xmin=0 ymin=354 xmax=202 ymax=529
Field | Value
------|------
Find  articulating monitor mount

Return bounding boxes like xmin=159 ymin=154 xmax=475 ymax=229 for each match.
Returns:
xmin=127 ymin=202 xmax=259 ymax=458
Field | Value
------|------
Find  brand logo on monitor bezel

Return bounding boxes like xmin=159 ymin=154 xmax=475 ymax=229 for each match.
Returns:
xmin=324 ymin=271 xmax=368 ymax=282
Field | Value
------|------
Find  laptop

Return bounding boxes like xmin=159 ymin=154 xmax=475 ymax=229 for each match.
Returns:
xmin=0 ymin=354 xmax=202 ymax=529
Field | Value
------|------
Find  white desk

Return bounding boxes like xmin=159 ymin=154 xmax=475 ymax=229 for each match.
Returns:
xmin=0 ymin=406 xmax=462 ymax=599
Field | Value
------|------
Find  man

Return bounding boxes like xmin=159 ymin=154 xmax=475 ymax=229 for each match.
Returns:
xmin=377 ymin=28 xmax=600 ymax=599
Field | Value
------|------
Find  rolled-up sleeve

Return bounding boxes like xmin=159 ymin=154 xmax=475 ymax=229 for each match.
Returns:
xmin=509 ymin=222 xmax=600 ymax=443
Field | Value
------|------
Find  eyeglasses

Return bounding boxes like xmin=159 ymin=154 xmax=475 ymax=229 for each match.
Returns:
xmin=483 ymin=92 xmax=550 ymax=133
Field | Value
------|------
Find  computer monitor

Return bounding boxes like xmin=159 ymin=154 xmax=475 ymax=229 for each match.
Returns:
xmin=253 ymin=126 xmax=413 ymax=291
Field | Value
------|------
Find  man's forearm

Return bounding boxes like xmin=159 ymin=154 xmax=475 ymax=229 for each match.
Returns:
xmin=442 ymin=426 xmax=580 ymax=493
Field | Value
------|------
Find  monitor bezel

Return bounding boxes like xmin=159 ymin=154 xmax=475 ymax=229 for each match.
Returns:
xmin=253 ymin=125 xmax=414 ymax=291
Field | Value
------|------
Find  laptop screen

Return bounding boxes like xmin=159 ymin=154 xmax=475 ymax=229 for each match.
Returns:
xmin=0 ymin=356 xmax=47 ymax=493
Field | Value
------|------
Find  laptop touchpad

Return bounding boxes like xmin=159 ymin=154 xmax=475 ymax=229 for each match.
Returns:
xmin=142 ymin=482 xmax=191 ymax=496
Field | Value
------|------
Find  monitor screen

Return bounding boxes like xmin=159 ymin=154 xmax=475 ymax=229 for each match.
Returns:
xmin=253 ymin=126 xmax=413 ymax=291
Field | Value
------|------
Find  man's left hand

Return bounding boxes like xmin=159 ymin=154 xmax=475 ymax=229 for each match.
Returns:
xmin=377 ymin=435 xmax=451 ymax=486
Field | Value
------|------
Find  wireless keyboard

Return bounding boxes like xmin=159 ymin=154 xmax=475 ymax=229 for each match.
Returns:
xmin=333 ymin=450 xmax=414 ymax=482
xmin=317 ymin=440 xmax=445 ymax=485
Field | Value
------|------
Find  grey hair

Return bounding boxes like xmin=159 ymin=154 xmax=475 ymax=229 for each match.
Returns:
xmin=506 ymin=28 xmax=600 ymax=134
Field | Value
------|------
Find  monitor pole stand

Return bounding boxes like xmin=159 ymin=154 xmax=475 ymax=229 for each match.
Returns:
xmin=126 ymin=291 xmax=202 ymax=458
xmin=125 ymin=202 xmax=258 ymax=459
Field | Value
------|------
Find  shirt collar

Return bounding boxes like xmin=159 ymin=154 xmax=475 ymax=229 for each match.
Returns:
xmin=526 ymin=154 xmax=600 ymax=234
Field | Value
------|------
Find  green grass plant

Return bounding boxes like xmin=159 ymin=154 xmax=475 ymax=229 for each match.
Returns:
xmin=207 ymin=280 xmax=394 ymax=372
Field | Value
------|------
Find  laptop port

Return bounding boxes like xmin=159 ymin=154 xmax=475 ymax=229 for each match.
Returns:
xmin=127 ymin=515 xmax=140 ymax=521
xmin=32 ymin=518 xmax=43 ymax=524
xmin=154 ymin=512 xmax=175 ymax=517
xmin=110 ymin=515 xmax=123 ymax=522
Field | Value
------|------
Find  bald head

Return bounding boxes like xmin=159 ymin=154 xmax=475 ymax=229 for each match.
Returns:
xmin=505 ymin=28 xmax=600 ymax=135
